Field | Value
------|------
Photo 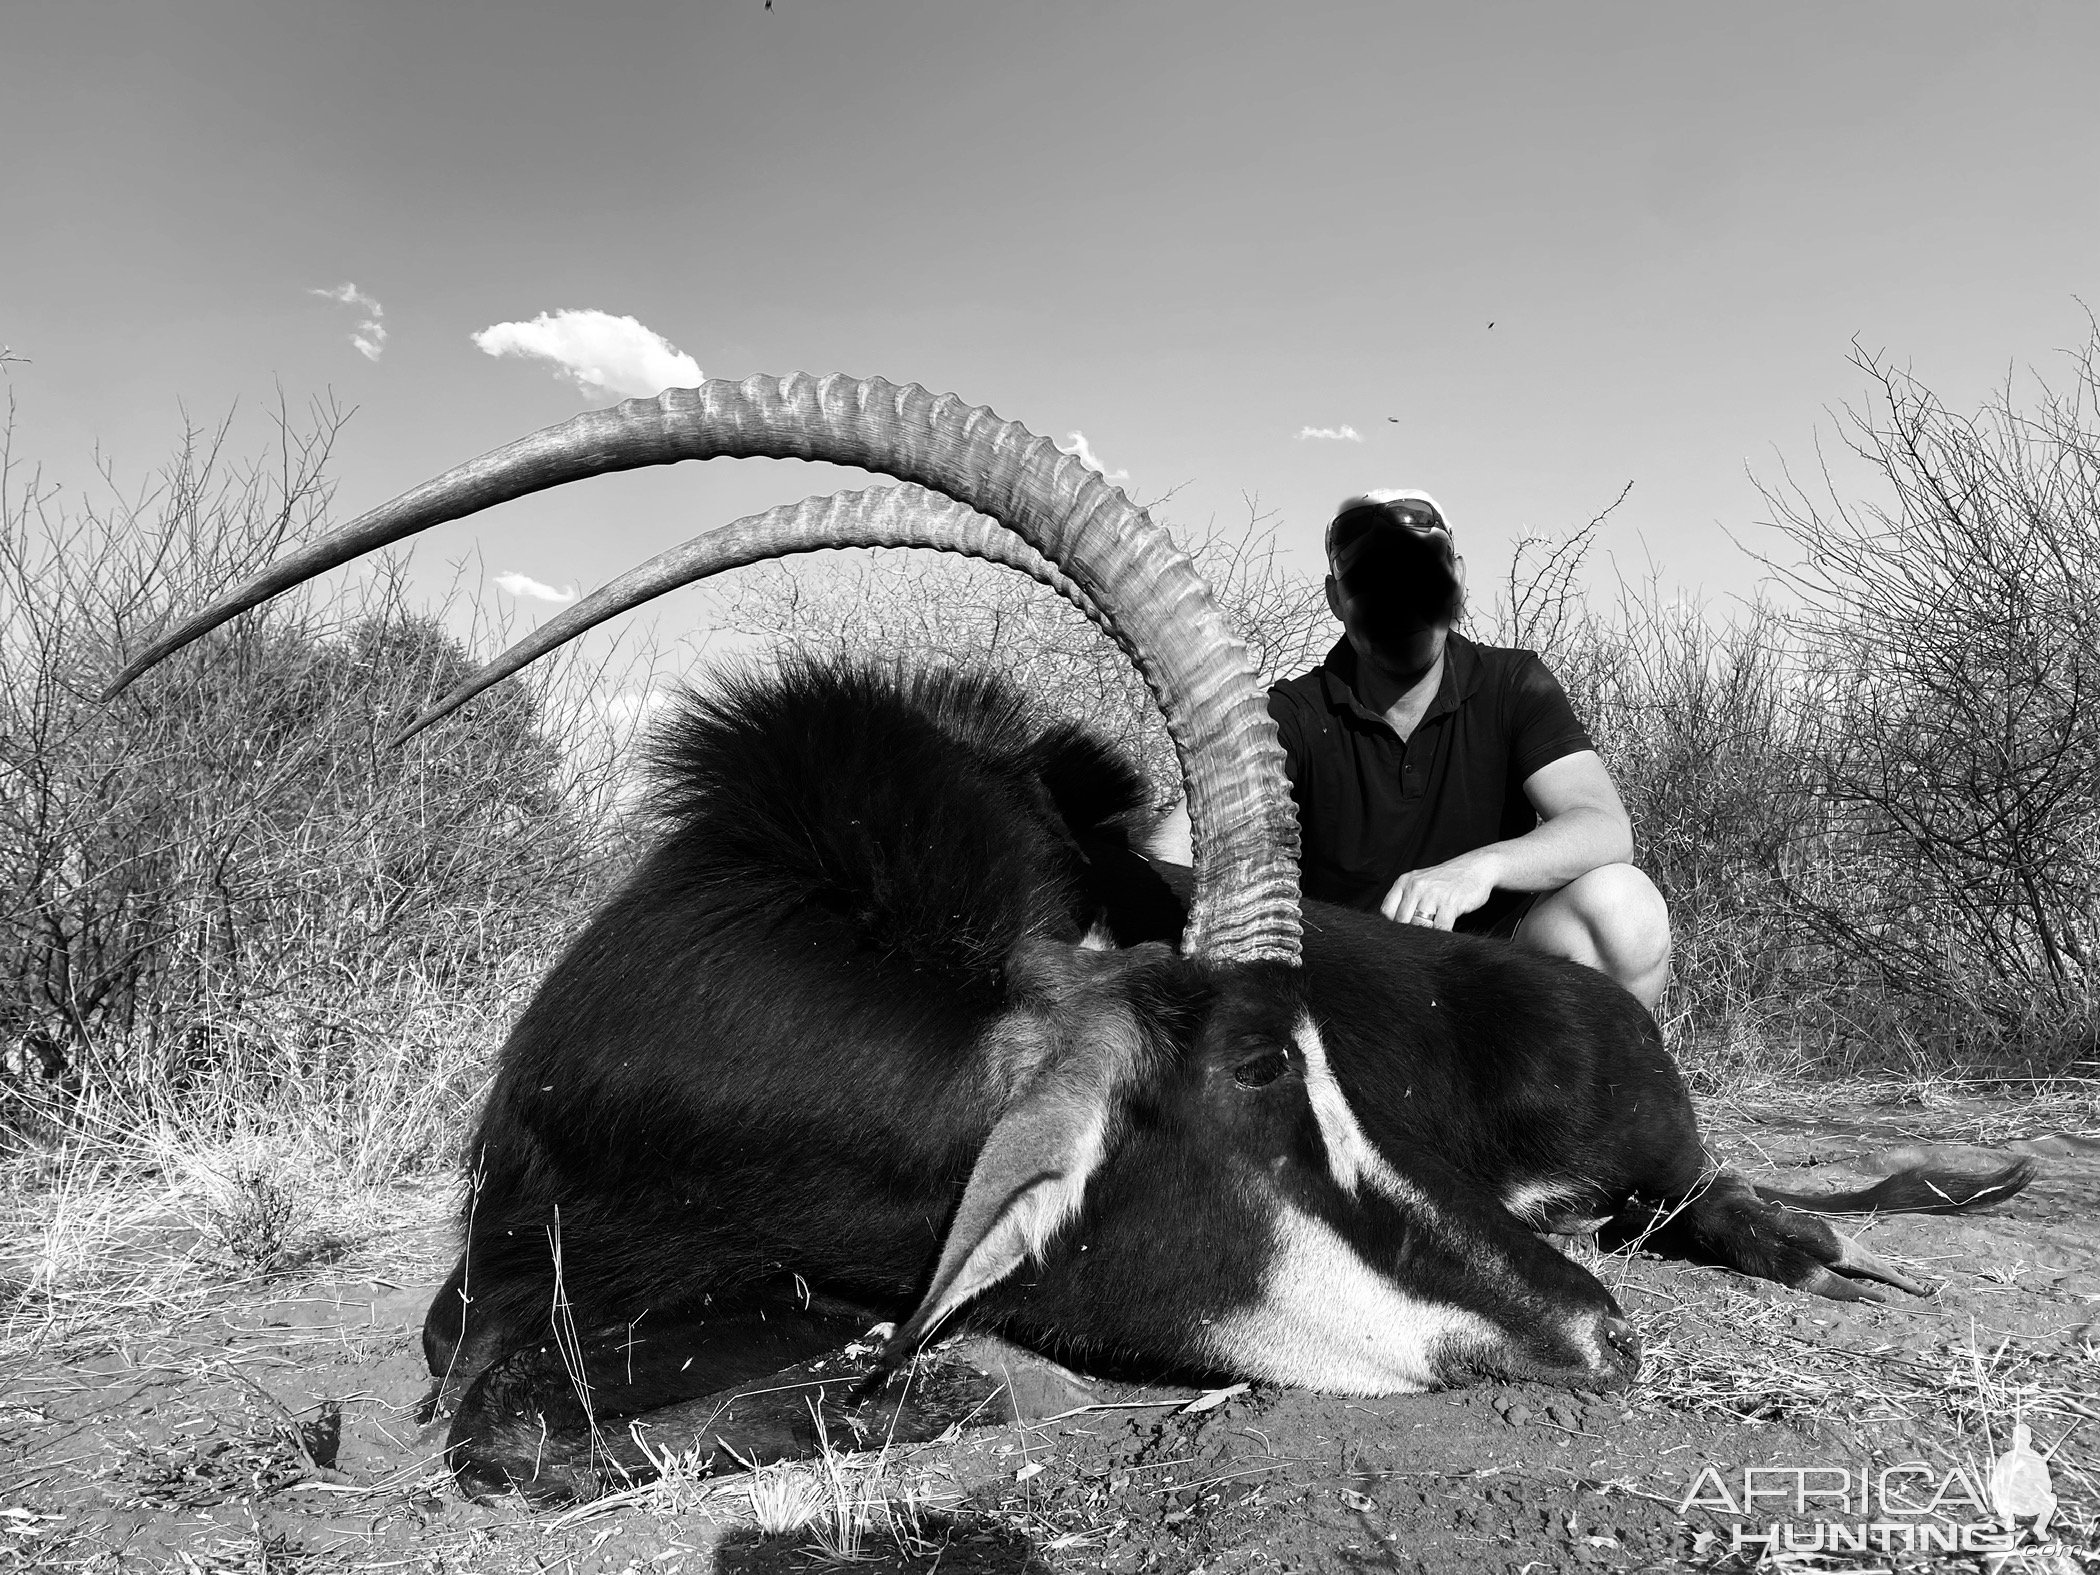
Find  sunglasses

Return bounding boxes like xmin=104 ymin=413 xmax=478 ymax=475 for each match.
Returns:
xmin=1380 ymin=500 xmax=1450 ymax=539
xmin=1326 ymin=499 xmax=1455 ymax=564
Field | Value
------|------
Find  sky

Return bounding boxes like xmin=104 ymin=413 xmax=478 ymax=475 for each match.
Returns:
xmin=5 ymin=0 xmax=2097 ymax=684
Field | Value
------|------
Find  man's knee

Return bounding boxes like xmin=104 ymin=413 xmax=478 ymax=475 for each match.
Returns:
xmin=1570 ymin=864 xmax=1671 ymax=966
xmin=1518 ymin=864 xmax=1672 ymax=993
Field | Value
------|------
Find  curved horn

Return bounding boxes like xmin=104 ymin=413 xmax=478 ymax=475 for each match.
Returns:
xmin=389 ymin=484 xmax=1109 ymax=746
xmin=102 ymin=374 xmax=1299 ymax=965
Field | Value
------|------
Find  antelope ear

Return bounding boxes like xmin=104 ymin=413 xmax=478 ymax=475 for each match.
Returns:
xmin=881 ymin=1011 xmax=1134 ymax=1365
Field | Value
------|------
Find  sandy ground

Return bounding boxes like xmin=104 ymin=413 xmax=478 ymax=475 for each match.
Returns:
xmin=4 ymin=1085 xmax=2096 ymax=1574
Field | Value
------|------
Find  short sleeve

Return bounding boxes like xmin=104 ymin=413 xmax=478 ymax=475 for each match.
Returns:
xmin=1266 ymin=682 xmax=1311 ymax=786
xmin=1506 ymin=654 xmax=1594 ymax=781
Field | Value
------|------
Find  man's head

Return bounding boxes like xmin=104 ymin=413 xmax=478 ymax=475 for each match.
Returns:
xmin=1324 ymin=490 xmax=1465 ymax=685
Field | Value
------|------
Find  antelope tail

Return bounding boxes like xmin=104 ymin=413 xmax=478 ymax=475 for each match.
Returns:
xmin=1756 ymin=1157 xmax=2036 ymax=1216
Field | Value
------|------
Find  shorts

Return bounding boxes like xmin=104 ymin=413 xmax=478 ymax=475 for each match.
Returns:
xmin=1456 ymin=890 xmax=1543 ymax=941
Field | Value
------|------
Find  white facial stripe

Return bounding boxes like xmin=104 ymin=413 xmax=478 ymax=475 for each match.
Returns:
xmin=1203 ymin=1201 xmax=1497 ymax=1394
xmin=1289 ymin=1014 xmax=1582 ymax=1330
xmin=1290 ymin=1013 xmax=1419 ymax=1205
xmin=1256 ymin=1018 xmax=1625 ymax=1391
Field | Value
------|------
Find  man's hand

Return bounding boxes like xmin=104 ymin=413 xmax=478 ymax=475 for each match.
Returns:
xmin=1380 ymin=853 xmax=1500 ymax=931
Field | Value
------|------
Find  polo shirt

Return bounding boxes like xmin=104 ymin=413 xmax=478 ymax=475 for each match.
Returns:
xmin=1266 ymin=632 xmax=1594 ymax=929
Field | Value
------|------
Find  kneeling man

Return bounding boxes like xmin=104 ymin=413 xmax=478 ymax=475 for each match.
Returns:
xmin=1268 ymin=490 xmax=1671 ymax=1008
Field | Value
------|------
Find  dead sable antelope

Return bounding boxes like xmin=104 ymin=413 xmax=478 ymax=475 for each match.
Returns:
xmin=107 ymin=376 xmax=2033 ymax=1502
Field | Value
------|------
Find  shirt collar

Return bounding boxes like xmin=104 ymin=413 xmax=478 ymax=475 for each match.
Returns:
xmin=1318 ymin=630 xmax=1482 ymax=730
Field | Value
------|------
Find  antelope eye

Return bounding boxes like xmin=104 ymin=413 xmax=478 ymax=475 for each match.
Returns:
xmin=1231 ymin=1049 xmax=1292 ymax=1089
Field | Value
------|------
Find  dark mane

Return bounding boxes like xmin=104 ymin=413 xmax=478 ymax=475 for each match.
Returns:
xmin=639 ymin=659 xmax=1156 ymax=982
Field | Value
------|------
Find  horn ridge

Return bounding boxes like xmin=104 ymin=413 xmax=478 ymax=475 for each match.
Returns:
xmin=104 ymin=374 xmax=1301 ymax=965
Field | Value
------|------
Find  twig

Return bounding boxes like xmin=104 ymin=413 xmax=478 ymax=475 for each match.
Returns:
xmin=1031 ymin=1397 xmax=1194 ymax=1425
xmin=202 ymin=1359 xmax=356 ymax=1485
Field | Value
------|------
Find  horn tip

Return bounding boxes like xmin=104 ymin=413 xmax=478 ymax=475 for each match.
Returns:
xmin=101 ymin=656 xmax=154 ymax=701
xmin=388 ymin=712 xmax=440 ymax=748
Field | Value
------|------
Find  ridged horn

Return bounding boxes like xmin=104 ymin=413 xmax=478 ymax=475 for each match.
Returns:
xmin=102 ymin=374 xmax=1300 ymax=965
xmin=389 ymin=484 xmax=1109 ymax=746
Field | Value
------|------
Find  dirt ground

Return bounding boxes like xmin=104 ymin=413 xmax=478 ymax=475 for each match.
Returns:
xmin=4 ymin=1084 xmax=2097 ymax=1574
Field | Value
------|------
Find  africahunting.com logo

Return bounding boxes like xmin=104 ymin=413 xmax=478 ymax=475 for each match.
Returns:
xmin=1676 ymin=1422 xmax=2061 ymax=1558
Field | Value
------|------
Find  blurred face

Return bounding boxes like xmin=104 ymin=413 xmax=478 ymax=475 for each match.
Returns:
xmin=1324 ymin=507 xmax=1463 ymax=681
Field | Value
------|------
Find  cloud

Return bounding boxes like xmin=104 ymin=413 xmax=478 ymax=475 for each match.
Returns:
xmin=309 ymin=282 xmax=387 ymax=362
xmin=493 ymin=571 xmax=577 ymax=604
xmin=311 ymin=282 xmax=380 ymax=311
xmin=1296 ymin=425 xmax=1363 ymax=442
xmin=1056 ymin=430 xmax=1131 ymax=483
xmin=471 ymin=309 xmax=701 ymax=400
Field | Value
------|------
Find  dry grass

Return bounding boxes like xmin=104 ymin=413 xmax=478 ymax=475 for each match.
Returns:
xmin=0 ymin=976 xmax=525 ymax=1350
xmin=0 ymin=403 xmax=650 ymax=1385
xmin=1626 ymin=1276 xmax=2098 ymax=1435
xmin=549 ymin=1431 xmax=965 ymax=1568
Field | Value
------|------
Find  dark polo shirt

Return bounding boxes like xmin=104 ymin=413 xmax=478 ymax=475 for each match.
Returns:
xmin=1267 ymin=633 xmax=1593 ymax=930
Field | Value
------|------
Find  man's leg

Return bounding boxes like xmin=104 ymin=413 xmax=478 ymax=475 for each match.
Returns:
xmin=1512 ymin=864 xmax=1671 ymax=1009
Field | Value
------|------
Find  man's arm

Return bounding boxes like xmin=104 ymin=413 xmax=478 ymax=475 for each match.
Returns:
xmin=1381 ymin=751 xmax=1633 ymax=928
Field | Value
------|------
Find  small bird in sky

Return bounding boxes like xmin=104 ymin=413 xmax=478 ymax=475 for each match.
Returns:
xmin=1487 ymin=321 xmax=1496 ymax=329
xmin=1387 ymin=416 xmax=1399 ymax=423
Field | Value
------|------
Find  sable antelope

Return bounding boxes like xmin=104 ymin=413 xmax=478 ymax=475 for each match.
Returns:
xmin=105 ymin=376 xmax=2033 ymax=1501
